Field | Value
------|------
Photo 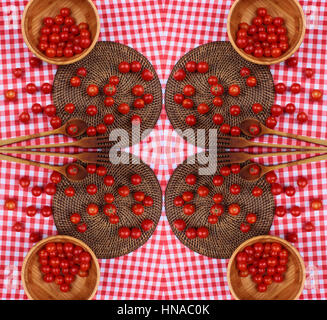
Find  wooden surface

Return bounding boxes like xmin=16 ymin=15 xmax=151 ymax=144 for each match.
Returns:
xmin=22 ymin=0 xmax=100 ymax=65
xmin=0 ymin=119 xmax=86 ymax=147
xmin=21 ymin=235 xmax=100 ymax=300
xmin=241 ymin=118 xmax=327 ymax=147
xmin=0 ymin=149 xmax=110 ymax=165
xmin=227 ymin=0 xmax=306 ymax=65
xmin=227 ymin=235 xmax=305 ymax=300
xmin=0 ymin=154 xmax=87 ymax=181
xmin=218 ymin=136 xmax=327 ymax=150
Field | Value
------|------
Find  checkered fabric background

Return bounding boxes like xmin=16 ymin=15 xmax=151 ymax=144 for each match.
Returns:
xmin=0 ymin=0 xmax=326 ymax=300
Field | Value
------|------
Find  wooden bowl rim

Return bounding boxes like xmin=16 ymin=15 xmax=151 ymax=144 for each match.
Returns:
xmin=227 ymin=0 xmax=306 ymax=65
xmin=227 ymin=235 xmax=306 ymax=300
xmin=21 ymin=0 xmax=100 ymax=65
xmin=21 ymin=235 xmax=100 ymax=300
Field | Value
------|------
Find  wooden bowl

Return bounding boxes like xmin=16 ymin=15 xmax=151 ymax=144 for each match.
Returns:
xmin=22 ymin=0 xmax=100 ymax=65
xmin=227 ymin=235 xmax=305 ymax=300
xmin=22 ymin=235 xmax=100 ymax=300
xmin=227 ymin=0 xmax=306 ymax=65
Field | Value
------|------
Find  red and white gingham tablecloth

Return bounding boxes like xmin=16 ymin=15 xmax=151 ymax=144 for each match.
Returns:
xmin=0 ymin=0 xmax=326 ymax=300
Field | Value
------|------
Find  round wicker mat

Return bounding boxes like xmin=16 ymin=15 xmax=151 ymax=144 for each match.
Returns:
xmin=165 ymin=152 xmax=275 ymax=259
xmin=53 ymin=41 xmax=162 ymax=147
xmin=165 ymin=41 xmax=275 ymax=148
xmin=52 ymin=153 xmax=162 ymax=259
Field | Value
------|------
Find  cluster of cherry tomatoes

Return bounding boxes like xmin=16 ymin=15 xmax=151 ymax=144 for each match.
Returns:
xmin=235 ymin=8 xmax=289 ymax=59
xmin=65 ymin=165 xmax=154 ymax=238
xmin=39 ymin=241 xmax=92 ymax=292
xmin=172 ymin=166 xmax=263 ymax=237
xmin=236 ymin=242 xmax=289 ymax=293
xmin=38 ymin=8 xmax=91 ymax=58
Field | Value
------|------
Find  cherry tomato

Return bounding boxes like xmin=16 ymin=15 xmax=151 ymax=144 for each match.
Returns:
xmin=246 ymin=213 xmax=257 ymax=224
xmin=44 ymin=104 xmax=56 ymax=117
xmin=64 ymin=186 xmax=75 ymax=197
xmin=26 ymin=205 xmax=37 ymax=217
xmin=304 ymin=68 xmax=314 ymax=78
xmin=70 ymin=213 xmax=81 ymax=224
xmin=230 ymin=126 xmax=241 ymax=136
xmin=213 ymin=113 xmax=224 ymax=125
xmin=86 ymin=105 xmax=97 ymax=116
xmin=50 ymin=116 xmax=62 ymax=129
xmin=290 ymin=205 xmax=301 ymax=217
xmin=230 ymin=105 xmax=241 ymax=116
xmin=182 ymin=98 xmax=194 ymax=109
xmin=96 ymin=123 xmax=107 ymax=134
xmin=41 ymin=206 xmax=52 ymax=217
xmin=252 ymin=103 xmax=263 ymax=114
xmin=134 ymin=98 xmax=145 ymax=109
xmin=240 ymin=67 xmax=251 ymax=77
xmin=50 ymin=171 xmax=62 ymax=184
xmin=13 ymin=221 xmax=24 ymax=232
xmin=4 ymin=199 xmax=17 ymax=211
xmin=141 ymin=69 xmax=154 ymax=81
xmin=284 ymin=103 xmax=296 ymax=114
xmin=118 ymin=103 xmax=130 ymax=115
xmin=246 ymin=76 xmax=257 ymax=87
xmin=196 ymin=61 xmax=209 ymax=73
xmin=208 ymin=215 xmax=218 ymax=224
xmin=118 ymin=186 xmax=130 ymax=197
xmin=311 ymin=199 xmax=323 ymax=210
xmin=130 ymin=61 xmax=142 ymax=72
xmin=230 ymin=164 xmax=241 ymax=174
xmin=13 ymin=67 xmax=24 ymax=78
xmin=141 ymin=219 xmax=154 ymax=231
xmin=134 ymin=191 xmax=145 ymax=202
xmin=265 ymin=116 xmax=277 ymax=129
xmin=240 ymin=223 xmax=250 ymax=233
xmin=96 ymin=166 xmax=107 ymax=176
xmin=104 ymin=113 xmax=115 ymax=125
xmin=174 ymin=219 xmax=186 ymax=231
xmin=303 ymin=221 xmax=315 ymax=232
xmin=228 ymin=203 xmax=241 ymax=216
xmin=103 ymin=204 xmax=117 ymax=216
xmin=213 ymin=175 xmax=223 ymax=186
xmin=290 ymin=83 xmax=301 ymax=94
xmin=182 ymin=191 xmax=193 ymax=202
xmin=183 ymin=204 xmax=195 ymax=216
xmin=104 ymin=97 xmax=115 ymax=107
xmin=275 ymin=83 xmax=287 ymax=94
xmin=270 ymin=104 xmax=283 ymax=117
xmin=275 ymin=206 xmax=286 ymax=217
xmin=286 ymin=57 xmax=298 ymax=67
xmin=197 ymin=227 xmax=209 ymax=238
xmin=5 ymin=89 xmax=17 ymax=101
xmin=174 ymin=69 xmax=186 ymax=81
xmin=132 ymin=203 xmax=144 ymax=216
xmin=297 ymin=176 xmax=308 ymax=189
xmin=144 ymin=93 xmax=153 ymax=104
xmin=297 ymin=112 xmax=308 ymax=124
xmin=271 ymin=183 xmax=283 ymax=195
xmin=29 ymin=57 xmax=42 ymax=67
xmin=265 ymin=171 xmax=277 ymax=184
xmin=103 ymin=84 xmax=116 ymax=96
xmin=31 ymin=186 xmax=43 ymax=197
xmin=311 ymin=89 xmax=323 ymax=101
xmin=86 ymin=84 xmax=99 ymax=96
xmin=252 ymin=186 xmax=263 ymax=197
xmin=210 ymin=84 xmax=224 ymax=96
xmin=44 ymin=183 xmax=56 ymax=195
xmin=29 ymin=232 xmax=41 ymax=242
xmin=132 ymin=84 xmax=145 ymax=96
xmin=286 ymin=232 xmax=298 ymax=243
xmin=185 ymin=114 xmax=196 ymax=126
xmin=213 ymin=97 xmax=223 ymax=107
xmin=87 ymin=203 xmax=99 ymax=216
xmin=220 ymin=123 xmax=231 ymax=134
xmin=210 ymin=204 xmax=224 ymax=216
xmin=248 ymin=164 xmax=261 ymax=176
xmin=185 ymin=228 xmax=197 ymax=239
xmin=118 ymin=61 xmax=130 ymax=73
xmin=208 ymin=76 xmax=218 ymax=85
xmin=230 ymin=184 xmax=241 ymax=195
xmin=284 ymin=185 xmax=296 ymax=197
xmin=183 ymin=84 xmax=195 ymax=96
xmin=185 ymin=61 xmax=197 ymax=72
xmin=174 ymin=196 xmax=184 ymax=207
xmin=118 ymin=227 xmax=131 ymax=239
xmin=185 ymin=174 xmax=197 ymax=185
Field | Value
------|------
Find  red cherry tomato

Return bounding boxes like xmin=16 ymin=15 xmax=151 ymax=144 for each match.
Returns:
xmin=86 ymin=84 xmax=99 ymax=97
xmin=228 ymin=203 xmax=241 ymax=216
xmin=311 ymin=89 xmax=323 ymax=101
xmin=297 ymin=112 xmax=308 ymax=124
xmin=141 ymin=69 xmax=154 ymax=81
xmin=196 ymin=61 xmax=209 ymax=73
xmin=275 ymin=206 xmax=286 ymax=217
xmin=185 ymin=228 xmax=197 ymax=239
xmin=297 ymin=176 xmax=308 ymax=188
xmin=246 ymin=76 xmax=257 ymax=87
xmin=174 ymin=69 xmax=186 ymax=81
xmin=185 ymin=61 xmax=197 ymax=72
xmin=185 ymin=114 xmax=196 ymax=126
xmin=252 ymin=103 xmax=263 ymax=114
xmin=275 ymin=83 xmax=287 ymax=94
xmin=284 ymin=103 xmax=296 ymax=114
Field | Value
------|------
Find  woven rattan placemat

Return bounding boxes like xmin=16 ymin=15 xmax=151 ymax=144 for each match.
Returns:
xmin=165 ymin=152 xmax=275 ymax=259
xmin=52 ymin=153 xmax=162 ymax=259
xmin=165 ymin=41 xmax=275 ymax=148
xmin=53 ymin=41 xmax=162 ymax=147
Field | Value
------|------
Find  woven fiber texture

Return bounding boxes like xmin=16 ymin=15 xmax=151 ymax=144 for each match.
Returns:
xmin=165 ymin=152 xmax=275 ymax=259
xmin=52 ymin=153 xmax=162 ymax=259
xmin=165 ymin=41 xmax=275 ymax=148
xmin=53 ymin=41 xmax=162 ymax=147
